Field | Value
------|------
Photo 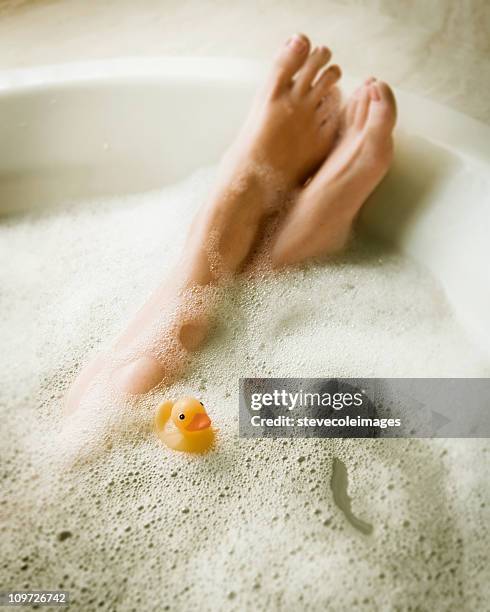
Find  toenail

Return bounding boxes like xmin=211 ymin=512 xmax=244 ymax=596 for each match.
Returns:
xmin=369 ymin=84 xmax=381 ymax=101
xmin=288 ymin=34 xmax=307 ymax=53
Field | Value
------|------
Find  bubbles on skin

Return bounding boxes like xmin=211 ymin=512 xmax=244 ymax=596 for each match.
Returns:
xmin=0 ymin=167 xmax=489 ymax=610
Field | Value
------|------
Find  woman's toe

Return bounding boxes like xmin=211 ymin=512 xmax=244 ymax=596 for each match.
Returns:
xmin=354 ymin=85 xmax=371 ymax=129
xmin=311 ymin=64 xmax=341 ymax=105
xmin=343 ymin=95 xmax=358 ymax=127
xmin=366 ymin=81 xmax=397 ymax=135
xmin=293 ymin=46 xmax=332 ymax=95
xmin=269 ymin=34 xmax=310 ymax=92
xmin=316 ymin=86 xmax=341 ymax=126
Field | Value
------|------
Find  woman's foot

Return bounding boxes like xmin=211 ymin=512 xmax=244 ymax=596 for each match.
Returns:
xmin=185 ymin=33 xmax=342 ymax=281
xmin=271 ymin=78 xmax=396 ymax=266
xmin=223 ymin=34 xmax=342 ymax=191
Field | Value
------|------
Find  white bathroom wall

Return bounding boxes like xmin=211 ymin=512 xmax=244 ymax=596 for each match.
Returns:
xmin=0 ymin=0 xmax=488 ymax=123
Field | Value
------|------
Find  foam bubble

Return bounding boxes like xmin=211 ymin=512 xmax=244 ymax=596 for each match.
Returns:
xmin=0 ymin=167 xmax=489 ymax=610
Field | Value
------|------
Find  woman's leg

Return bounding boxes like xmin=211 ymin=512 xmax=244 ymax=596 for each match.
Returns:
xmin=66 ymin=34 xmax=342 ymax=412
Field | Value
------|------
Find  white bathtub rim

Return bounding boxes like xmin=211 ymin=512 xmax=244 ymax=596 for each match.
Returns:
xmin=0 ymin=56 xmax=489 ymax=166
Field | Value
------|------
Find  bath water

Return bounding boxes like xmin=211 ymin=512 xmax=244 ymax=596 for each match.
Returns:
xmin=1 ymin=168 xmax=489 ymax=611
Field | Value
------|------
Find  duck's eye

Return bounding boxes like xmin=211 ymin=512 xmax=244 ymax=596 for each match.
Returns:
xmin=179 ymin=414 xmax=185 ymax=420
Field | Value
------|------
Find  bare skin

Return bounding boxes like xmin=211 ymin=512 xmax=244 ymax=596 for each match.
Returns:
xmin=66 ymin=37 xmax=398 ymax=414
xmin=65 ymin=34 xmax=343 ymax=412
xmin=271 ymin=77 xmax=397 ymax=265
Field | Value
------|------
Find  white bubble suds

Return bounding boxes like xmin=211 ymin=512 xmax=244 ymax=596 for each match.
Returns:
xmin=1 ymin=167 xmax=489 ymax=611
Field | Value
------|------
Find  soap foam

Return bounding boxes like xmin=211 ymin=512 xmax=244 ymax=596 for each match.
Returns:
xmin=1 ymin=167 xmax=489 ymax=611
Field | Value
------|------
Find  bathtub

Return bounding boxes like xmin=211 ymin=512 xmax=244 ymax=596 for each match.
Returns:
xmin=0 ymin=57 xmax=489 ymax=353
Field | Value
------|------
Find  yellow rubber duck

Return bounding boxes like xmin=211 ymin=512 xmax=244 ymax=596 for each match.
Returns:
xmin=155 ymin=396 xmax=215 ymax=453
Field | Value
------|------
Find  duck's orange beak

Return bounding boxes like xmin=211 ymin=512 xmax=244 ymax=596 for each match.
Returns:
xmin=186 ymin=412 xmax=211 ymax=432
